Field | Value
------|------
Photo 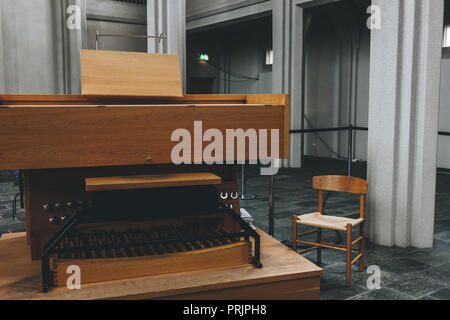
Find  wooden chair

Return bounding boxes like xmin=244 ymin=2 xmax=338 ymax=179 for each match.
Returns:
xmin=293 ymin=175 xmax=368 ymax=287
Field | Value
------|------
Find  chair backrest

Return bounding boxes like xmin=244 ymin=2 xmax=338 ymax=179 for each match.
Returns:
xmin=313 ymin=175 xmax=368 ymax=219
xmin=313 ymin=175 xmax=368 ymax=195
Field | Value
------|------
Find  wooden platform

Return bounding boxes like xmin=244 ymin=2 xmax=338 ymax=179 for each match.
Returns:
xmin=0 ymin=230 xmax=322 ymax=300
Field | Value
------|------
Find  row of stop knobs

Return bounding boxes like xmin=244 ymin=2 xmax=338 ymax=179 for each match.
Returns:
xmin=43 ymin=201 xmax=85 ymax=225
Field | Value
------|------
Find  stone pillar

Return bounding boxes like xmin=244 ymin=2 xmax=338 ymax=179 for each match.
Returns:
xmin=273 ymin=0 xmax=306 ymax=168
xmin=147 ymin=0 xmax=186 ymax=91
xmin=0 ymin=0 xmax=74 ymax=94
xmin=53 ymin=0 xmax=83 ymax=94
xmin=367 ymin=0 xmax=444 ymax=248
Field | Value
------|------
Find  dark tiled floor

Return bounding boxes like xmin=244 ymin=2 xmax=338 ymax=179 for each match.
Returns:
xmin=0 ymin=171 xmax=26 ymax=234
xmin=0 ymin=157 xmax=449 ymax=300
xmin=239 ymin=157 xmax=450 ymax=300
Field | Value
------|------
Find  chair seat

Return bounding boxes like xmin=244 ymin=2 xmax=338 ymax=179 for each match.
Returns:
xmin=296 ymin=212 xmax=363 ymax=231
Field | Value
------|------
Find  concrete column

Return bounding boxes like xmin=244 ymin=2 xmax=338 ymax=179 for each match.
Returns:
xmin=53 ymin=0 xmax=83 ymax=94
xmin=0 ymin=0 xmax=65 ymax=94
xmin=273 ymin=0 xmax=306 ymax=168
xmin=367 ymin=0 xmax=444 ymax=248
xmin=147 ymin=0 xmax=186 ymax=91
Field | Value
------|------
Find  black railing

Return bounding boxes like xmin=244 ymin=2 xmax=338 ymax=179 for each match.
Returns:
xmin=290 ymin=127 xmax=350 ymax=134
xmin=290 ymin=125 xmax=450 ymax=177
xmin=290 ymin=125 xmax=368 ymax=176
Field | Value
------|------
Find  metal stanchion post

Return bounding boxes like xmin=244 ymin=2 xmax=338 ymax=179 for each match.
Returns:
xmin=240 ymin=164 xmax=256 ymax=200
xmin=19 ymin=170 xmax=24 ymax=209
xmin=348 ymin=125 xmax=353 ymax=177
xmin=269 ymin=175 xmax=275 ymax=237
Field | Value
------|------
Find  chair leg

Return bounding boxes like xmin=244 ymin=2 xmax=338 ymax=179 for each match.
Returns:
xmin=346 ymin=224 xmax=352 ymax=287
xmin=317 ymin=228 xmax=322 ymax=265
xmin=293 ymin=216 xmax=298 ymax=252
xmin=360 ymin=222 xmax=365 ymax=272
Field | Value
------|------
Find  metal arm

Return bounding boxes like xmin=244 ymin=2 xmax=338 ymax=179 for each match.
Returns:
xmin=95 ymin=30 xmax=167 ymax=50
xmin=41 ymin=211 xmax=83 ymax=293
xmin=218 ymin=206 xmax=262 ymax=269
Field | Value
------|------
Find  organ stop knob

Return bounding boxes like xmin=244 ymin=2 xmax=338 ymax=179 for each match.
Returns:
xmin=49 ymin=217 xmax=60 ymax=225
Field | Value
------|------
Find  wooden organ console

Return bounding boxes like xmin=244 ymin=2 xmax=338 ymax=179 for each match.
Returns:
xmin=0 ymin=50 xmax=321 ymax=299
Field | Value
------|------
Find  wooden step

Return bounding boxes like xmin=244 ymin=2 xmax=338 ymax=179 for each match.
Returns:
xmin=85 ymin=172 xmax=222 ymax=192
xmin=51 ymin=242 xmax=252 ymax=287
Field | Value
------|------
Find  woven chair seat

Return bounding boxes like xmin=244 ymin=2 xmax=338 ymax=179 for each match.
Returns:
xmin=296 ymin=212 xmax=363 ymax=232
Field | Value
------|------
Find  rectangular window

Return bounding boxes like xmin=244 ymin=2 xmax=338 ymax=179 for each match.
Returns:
xmin=444 ymin=25 xmax=450 ymax=48
xmin=265 ymin=49 xmax=273 ymax=66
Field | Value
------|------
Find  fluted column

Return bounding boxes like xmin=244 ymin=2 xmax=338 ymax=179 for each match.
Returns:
xmin=367 ymin=0 xmax=444 ymax=248
xmin=273 ymin=0 xmax=306 ymax=168
xmin=147 ymin=0 xmax=186 ymax=91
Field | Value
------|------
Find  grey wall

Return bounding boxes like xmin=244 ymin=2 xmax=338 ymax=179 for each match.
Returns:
xmin=438 ymin=54 xmax=450 ymax=169
xmin=303 ymin=2 xmax=370 ymax=162
xmin=0 ymin=0 xmax=62 ymax=94
xmin=354 ymin=28 xmax=370 ymax=161
xmin=187 ymin=0 xmax=269 ymax=21
xmin=304 ymin=16 xmax=342 ymax=158
xmin=438 ymin=1 xmax=450 ymax=169
xmin=186 ymin=0 xmax=272 ymax=32
xmin=302 ymin=0 xmax=448 ymax=169
xmin=85 ymin=0 xmax=147 ymax=52
xmin=187 ymin=32 xmax=226 ymax=93
xmin=86 ymin=20 xmax=147 ymax=52
xmin=0 ymin=0 xmax=148 ymax=95
xmin=187 ymin=16 xmax=272 ymax=94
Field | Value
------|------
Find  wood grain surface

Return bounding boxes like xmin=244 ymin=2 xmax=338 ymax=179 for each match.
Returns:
xmin=85 ymin=172 xmax=222 ymax=191
xmin=0 ymin=104 xmax=286 ymax=170
xmin=0 ymin=230 xmax=322 ymax=300
xmin=0 ymin=94 xmax=247 ymax=105
xmin=51 ymin=242 xmax=251 ymax=287
xmin=80 ymin=50 xmax=182 ymax=97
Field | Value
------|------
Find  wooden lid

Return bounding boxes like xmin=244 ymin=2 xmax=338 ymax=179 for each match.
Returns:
xmin=80 ymin=50 xmax=183 ymax=98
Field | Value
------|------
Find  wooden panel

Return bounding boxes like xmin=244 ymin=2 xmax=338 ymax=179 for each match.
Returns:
xmin=0 ymin=232 xmax=26 ymax=240
xmin=52 ymin=242 xmax=251 ymax=287
xmin=25 ymin=165 xmax=235 ymax=191
xmin=246 ymin=94 xmax=288 ymax=106
xmin=80 ymin=50 xmax=182 ymax=97
xmin=165 ymin=277 xmax=320 ymax=300
xmin=24 ymin=187 xmax=91 ymax=237
xmin=0 ymin=230 xmax=322 ymax=300
xmin=313 ymin=176 xmax=368 ymax=195
xmin=0 ymin=94 xmax=247 ymax=105
xmin=0 ymin=105 xmax=286 ymax=170
xmin=85 ymin=172 xmax=222 ymax=192
xmin=247 ymin=94 xmax=290 ymax=159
